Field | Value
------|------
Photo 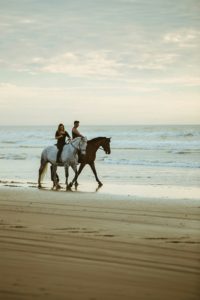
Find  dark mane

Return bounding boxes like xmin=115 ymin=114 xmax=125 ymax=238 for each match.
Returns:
xmin=88 ymin=137 xmax=107 ymax=143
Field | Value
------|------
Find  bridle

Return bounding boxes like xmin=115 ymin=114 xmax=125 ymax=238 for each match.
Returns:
xmin=69 ymin=138 xmax=86 ymax=153
xmin=98 ymin=139 xmax=110 ymax=153
xmin=70 ymin=139 xmax=82 ymax=151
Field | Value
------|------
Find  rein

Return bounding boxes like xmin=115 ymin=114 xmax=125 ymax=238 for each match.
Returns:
xmin=92 ymin=138 xmax=107 ymax=152
xmin=70 ymin=140 xmax=80 ymax=151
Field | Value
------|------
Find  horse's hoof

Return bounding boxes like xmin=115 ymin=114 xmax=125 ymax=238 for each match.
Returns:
xmin=57 ymin=184 xmax=61 ymax=190
xmin=98 ymin=182 xmax=103 ymax=187
xmin=75 ymin=182 xmax=79 ymax=187
xmin=38 ymin=185 xmax=42 ymax=189
xmin=66 ymin=186 xmax=72 ymax=191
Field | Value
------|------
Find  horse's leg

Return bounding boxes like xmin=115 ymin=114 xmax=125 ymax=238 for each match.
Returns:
xmin=74 ymin=163 xmax=86 ymax=186
xmin=38 ymin=160 xmax=47 ymax=188
xmin=52 ymin=164 xmax=59 ymax=190
xmin=64 ymin=164 xmax=70 ymax=191
xmin=50 ymin=165 xmax=61 ymax=189
xmin=69 ymin=163 xmax=79 ymax=188
xmin=89 ymin=162 xmax=103 ymax=186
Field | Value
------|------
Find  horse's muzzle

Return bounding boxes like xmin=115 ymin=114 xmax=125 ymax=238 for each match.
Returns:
xmin=81 ymin=150 xmax=86 ymax=155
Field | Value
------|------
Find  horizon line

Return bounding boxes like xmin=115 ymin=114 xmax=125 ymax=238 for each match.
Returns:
xmin=0 ymin=123 xmax=200 ymax=127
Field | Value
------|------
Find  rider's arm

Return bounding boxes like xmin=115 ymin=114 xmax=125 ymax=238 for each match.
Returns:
xmin=64 ymin=131 xmax=71 ymax=139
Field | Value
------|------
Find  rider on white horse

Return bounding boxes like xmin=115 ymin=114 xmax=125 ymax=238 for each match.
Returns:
xmin=38 ymin=136 xmax=87 ymax=190
xmin=55 ymin=123 xmax=71 ymax=163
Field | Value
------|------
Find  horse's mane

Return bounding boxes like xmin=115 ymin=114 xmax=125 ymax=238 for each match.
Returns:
xmin=88 ymin=137 xmax=106 ymax=143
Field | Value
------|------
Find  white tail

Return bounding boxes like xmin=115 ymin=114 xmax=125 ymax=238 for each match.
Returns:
xmin=41 ymin=162 xmax=48 ymax=182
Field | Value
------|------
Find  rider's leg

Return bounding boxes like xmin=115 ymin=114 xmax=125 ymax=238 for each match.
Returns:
xmin=77 ymin=149 xmax=84 ymax=163
xmin=56 ymin=145 xmax=63 ymax=163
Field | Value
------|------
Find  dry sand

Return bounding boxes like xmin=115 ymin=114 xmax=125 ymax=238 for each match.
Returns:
xmin=0 ymin=187 xmax=199 ymax=300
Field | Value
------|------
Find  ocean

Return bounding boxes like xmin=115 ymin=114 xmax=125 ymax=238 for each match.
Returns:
xmin=0 ymin=125 xmax=200 ymax=199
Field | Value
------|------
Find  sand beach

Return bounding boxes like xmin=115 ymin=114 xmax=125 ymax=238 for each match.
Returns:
xmin=1 ymin=0 xmax=200 ymax=297
xmin=0 ymin=187 xmax=199 ymax=300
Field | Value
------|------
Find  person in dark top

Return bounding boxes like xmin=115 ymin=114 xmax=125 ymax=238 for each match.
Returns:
xmin=55 ymin=123 xmax=71 ymax=163
xmin=72 ymin=120 xmax=84 ymax=139
xmin=72 ymin=120 xmax=84 ymax=163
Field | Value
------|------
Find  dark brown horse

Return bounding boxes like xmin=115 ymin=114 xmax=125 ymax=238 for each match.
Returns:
xmin=51 ymin=137 xmax=111 ymax=188
xmin=75 ymin=136 xmax=111 ymax=187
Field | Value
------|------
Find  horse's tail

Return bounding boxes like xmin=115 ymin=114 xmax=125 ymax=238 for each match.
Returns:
xmin=40 ymin=161 xmax=48 ymax=181
xmin=39 ymin=148 xmax=49 ymax=182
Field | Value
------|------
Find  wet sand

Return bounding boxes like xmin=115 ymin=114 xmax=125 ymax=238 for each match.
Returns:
xmin=0 ymin=187 xmax=199 ymax=299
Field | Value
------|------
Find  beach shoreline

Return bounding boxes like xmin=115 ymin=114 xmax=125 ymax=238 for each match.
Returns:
xmin=1 ymin=179 xmax=200 ymax=201
xmin=0 ymin=187 xmax=199 ymax=299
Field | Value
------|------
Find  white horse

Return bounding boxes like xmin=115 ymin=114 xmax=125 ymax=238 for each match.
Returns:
xmin=38 ymin=137 xmax=87 ymax=190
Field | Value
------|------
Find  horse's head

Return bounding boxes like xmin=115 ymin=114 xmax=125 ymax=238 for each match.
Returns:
xmin=71 ymin=137 xmax=87 ymax=156
xmin=79 ymin=136 xmax=87 ymax=155
xmin=102 ymin=137 xmax=111 ymax=154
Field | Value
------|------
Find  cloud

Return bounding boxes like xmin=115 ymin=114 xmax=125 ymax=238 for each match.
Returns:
xmin=17 ymin=47 xmax=181 ymax=78
xmin=18 ymin=18 xmax=36 ymax=24
xmin=35 ymin=51 xmax=122 ymax=77
xmin=163 ymin=29 xmax=200 ymax=48
xmin=129 ymin=53 xmax=179 ymax=70
xmin=0 ymin=81 xmax=158 ymax=96
xmin=127 ymin=76 xmax=200 ymax=87
xmin=0 ymin=2 xmax=199 ymax=97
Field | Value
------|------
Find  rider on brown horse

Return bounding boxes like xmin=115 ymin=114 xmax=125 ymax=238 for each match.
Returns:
xmin=72 ymin=121 xmax=84 ymax=163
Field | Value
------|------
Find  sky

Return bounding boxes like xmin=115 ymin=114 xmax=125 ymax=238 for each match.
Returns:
xmin=0 ymin=0 xmax=200 ymax=125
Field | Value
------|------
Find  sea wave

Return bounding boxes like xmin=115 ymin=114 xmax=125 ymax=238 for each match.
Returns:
xmin=0 ymin=154 xmax=27 ymax=160
xmin=104 ymin=158 xmax=200 ymax=169
xmin=89 ymin=128 xmax=200 ymax=139
xmin=1 ymin=140 xmax=17 ymax=144
xmin=111 ymin=140 xmax=200 ymax=151
xmin=0 ymin=125 xmax=200 ymax=152
xmin=0 ymin=154 xmax=41 ymax=160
